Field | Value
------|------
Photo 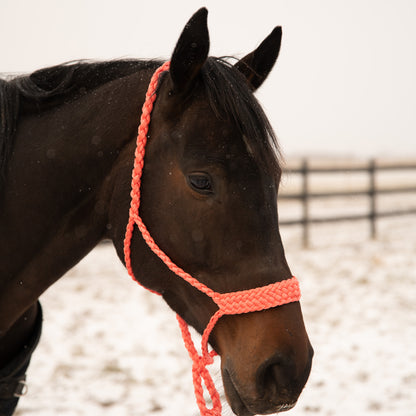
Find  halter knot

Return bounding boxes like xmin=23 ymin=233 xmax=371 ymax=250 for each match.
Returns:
xmin=177 ymin=315 xmax=222 ymax=415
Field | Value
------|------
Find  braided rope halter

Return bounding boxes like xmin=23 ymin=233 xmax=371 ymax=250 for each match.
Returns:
xmin=124 ymin=61 xmax=301 ymax=416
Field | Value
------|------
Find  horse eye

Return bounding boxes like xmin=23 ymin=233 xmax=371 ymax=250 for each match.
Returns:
xmin=188 ymin=173 xmax=213 ymax=194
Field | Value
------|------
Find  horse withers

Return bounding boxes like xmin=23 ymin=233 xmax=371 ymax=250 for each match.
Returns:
xmin=0 ymin=8 xmax=313 ymax=416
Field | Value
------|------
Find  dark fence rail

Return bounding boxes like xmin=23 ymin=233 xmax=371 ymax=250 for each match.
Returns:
xmin=279 ymin=159 xmax=416 ymax=247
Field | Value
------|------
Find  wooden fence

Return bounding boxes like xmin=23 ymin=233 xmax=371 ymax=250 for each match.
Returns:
xmin=278 ymin=159 xmax=416 ymax=247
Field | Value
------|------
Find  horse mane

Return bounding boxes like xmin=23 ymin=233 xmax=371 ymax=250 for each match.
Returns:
xmin=0 ymin=59 xmax=161 ymax=182
xmin=201 ymin=57 xmax=282 ymax=172
xmin=0 ymin=78 xmax=19 ymax=183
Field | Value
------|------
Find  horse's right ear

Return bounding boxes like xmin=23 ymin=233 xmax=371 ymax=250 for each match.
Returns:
xmin=169 ymin=8 xmax=209 ymax=94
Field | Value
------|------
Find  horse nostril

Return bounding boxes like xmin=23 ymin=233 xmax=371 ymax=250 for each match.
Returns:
xmin=257 ymin=353 xmax=297 ymax=399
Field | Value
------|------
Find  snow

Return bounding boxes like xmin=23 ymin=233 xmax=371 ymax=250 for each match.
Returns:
xmin=15 ymin=215 xmax=416 ymax=416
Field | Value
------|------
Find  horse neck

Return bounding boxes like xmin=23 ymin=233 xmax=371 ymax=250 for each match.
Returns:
xmin=0 ymin=68 xmax=151 ymax=333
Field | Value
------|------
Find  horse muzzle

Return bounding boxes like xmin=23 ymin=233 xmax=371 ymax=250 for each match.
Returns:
xmin=213 ymin=303 xmax=313 ymax=415
xmin=221 ymin=351 xmax=312 ymax=416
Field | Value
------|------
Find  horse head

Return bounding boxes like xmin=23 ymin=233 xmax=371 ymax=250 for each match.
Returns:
xmin=110 ymin=8 xmax=312 ymax=415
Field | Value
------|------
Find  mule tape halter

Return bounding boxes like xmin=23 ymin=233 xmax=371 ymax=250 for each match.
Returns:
xmin=124 ymin=61 xmax=301 ymax=416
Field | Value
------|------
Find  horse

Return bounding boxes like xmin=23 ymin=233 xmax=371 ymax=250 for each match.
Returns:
xmin=0 ymin=8 xmax=313 ymax=416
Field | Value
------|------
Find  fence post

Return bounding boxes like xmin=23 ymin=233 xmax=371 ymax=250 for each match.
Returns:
xmin=301 ymin=159 xmax=310 ymax=248
xmin=369 ymin=159 xmax=377 ymax=239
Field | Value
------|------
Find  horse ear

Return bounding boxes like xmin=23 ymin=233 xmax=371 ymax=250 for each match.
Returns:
xmin=170 ymin=8 xmax=209 ymax=94
xmin=235 ymin=27 xmax=282 ymax=91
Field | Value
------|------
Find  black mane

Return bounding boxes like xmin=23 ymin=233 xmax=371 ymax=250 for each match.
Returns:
xmin=0 ymin=78 xmax=19 ymax=182
xmin=0 ymin=59 xmax=161 ymax=181
xmin=201 ymin=57 xmax=281 ymax=172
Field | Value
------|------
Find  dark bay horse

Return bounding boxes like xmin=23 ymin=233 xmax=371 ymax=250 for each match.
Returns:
xmin=0 ymin=8 xmax=312 ymax=416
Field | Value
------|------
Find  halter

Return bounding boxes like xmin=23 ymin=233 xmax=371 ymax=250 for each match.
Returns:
xmin=123 ymin=61 xmax=301 ymax=416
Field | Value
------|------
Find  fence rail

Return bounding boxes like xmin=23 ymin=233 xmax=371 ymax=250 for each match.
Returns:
xmin=278 ymin=159 xmax=416 ymax=247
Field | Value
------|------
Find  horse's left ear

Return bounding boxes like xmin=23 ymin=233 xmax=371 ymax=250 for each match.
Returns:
xmin=235 ymin=27 xmax=282 ymax=91
xmin=170 ymin=8 xmax=210 ymax=94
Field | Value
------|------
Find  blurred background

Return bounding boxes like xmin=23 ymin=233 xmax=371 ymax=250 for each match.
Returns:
xmin=2 ymin=1 xmax=415 ymax=415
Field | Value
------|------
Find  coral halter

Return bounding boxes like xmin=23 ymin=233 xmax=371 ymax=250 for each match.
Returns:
xmin=123 ymin=62 xmax=301 ymax=416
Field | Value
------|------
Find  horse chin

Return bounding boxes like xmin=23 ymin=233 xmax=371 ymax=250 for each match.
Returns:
xmin=222 ymin=368 xmax=254 ymax=416
xmin=222 ymin=366 xmax=298 ymax=416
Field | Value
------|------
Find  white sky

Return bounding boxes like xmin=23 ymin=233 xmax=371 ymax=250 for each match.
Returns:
xmin=1 ymin=0 xmax=415 ymax=158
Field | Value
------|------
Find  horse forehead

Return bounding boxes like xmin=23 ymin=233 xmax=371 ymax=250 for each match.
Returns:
xmin=167 ymin=95 xmax=279 ymax=177
xmin=180 ymin=128 xmax=256 ymax=169
xmin=176 ymin=108 xmax=254 ymax=157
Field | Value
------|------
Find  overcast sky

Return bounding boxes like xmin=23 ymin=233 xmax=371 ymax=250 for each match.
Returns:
xmin=1 ymin=0 xmax=415 ymax=158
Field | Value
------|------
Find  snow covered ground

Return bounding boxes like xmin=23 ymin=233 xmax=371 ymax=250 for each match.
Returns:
xmin=15 ymin=213 xmax=416 ymax=416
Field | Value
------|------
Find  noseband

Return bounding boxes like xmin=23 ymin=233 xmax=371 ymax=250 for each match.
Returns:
xmin=124 ymin=61 xmax=301 ymax=416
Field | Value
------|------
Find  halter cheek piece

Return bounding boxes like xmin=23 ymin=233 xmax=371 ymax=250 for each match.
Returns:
xmin=124 ymin=61 xmax=301 ymax=416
